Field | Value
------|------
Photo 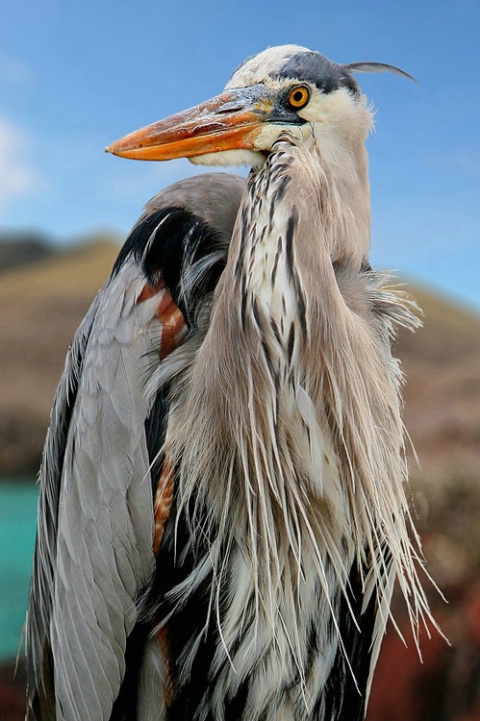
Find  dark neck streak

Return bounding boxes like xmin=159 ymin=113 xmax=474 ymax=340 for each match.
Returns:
xmin=229 ymin=152 xmax=309 ymax=350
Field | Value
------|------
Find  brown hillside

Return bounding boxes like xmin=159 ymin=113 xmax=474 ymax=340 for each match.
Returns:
xmin=365 ymin=290 xmax=480 ymax=721
xmin=0 ymin=240 xmax=120 ymax=475
xmin=397 ymin=290 xmax=480 ymax=583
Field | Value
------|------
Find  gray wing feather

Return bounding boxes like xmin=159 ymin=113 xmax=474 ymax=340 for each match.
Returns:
xmin=27 ymin=173 xmax=247 ymax=720
xmin=28 ymin=257 xmax=162 ymax=721
xmin=27 ymin=288 xmax=104 ymax=716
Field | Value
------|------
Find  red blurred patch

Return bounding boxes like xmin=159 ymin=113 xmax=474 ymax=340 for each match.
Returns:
xmin=367 ymin=583 xmax=480 ymax=721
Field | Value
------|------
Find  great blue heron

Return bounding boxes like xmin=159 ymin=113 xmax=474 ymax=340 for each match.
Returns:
xmin=27 ymin=44 xmax=434 ymax=721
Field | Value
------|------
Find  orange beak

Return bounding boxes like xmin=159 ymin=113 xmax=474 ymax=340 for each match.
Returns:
xmin=105 ymin=87 xmax=274 ymax=161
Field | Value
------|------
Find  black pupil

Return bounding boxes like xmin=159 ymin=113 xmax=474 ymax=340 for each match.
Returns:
xmin=292 ymin=90 xmax=304 ymax=104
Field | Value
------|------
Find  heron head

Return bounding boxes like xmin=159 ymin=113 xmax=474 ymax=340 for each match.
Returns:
xmin=106 ymin=45 xmax=413 ymax=167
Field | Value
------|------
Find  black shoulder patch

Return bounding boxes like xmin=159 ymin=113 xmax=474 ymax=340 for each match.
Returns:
xmin=112 ymin=206 xmax=228 ymax=324
xmin=275 ymin=51 xmax=359 ymax=96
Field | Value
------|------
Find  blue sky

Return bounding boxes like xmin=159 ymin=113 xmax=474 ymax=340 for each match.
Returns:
xmin=1 ymin=0 xmax=479 ymax=309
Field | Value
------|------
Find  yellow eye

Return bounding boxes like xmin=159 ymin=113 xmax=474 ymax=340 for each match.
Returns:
xmin=288 ymin=85 xmax=310 ymax=109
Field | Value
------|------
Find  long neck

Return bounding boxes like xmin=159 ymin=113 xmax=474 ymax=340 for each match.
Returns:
xmin=170 ymin=134 xmax=387 ymax=567
xmin=230 ymin=132 xmax=372 ymax=295
xmin=165 ymin=134 xmax=432 ymax=703
xmin=171 ymin=134 xmax=390 ymax=537
xmin=311 ymin=127 xmax=372 ymax=264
